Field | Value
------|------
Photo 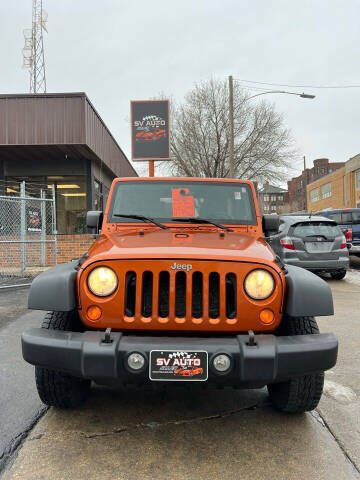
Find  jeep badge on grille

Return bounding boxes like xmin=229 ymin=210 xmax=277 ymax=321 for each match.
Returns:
xmin=170 ymin=262 xmax=193 ymax=271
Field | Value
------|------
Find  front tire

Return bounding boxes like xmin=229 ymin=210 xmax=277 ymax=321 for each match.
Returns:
xmin=267 ymin=315 xmax=324 ymax=413
xmin=330 ymin=270 xmax=346 ymax=280
xmin=35 ymin=311 xmax=90 ymax=408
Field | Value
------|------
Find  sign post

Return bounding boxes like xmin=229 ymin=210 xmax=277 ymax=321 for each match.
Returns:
xmin=149 ymin=160 xmax=155 ymax=177
xmin=131 ymin=100 xmax=170 ymax=176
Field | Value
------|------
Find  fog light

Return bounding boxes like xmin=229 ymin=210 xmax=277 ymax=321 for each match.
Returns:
xmin=213 ymin=354 xmax=231 ymax=372
xmin=127 ymin=353 xmax=145 ymax=371
xmin=86 ymin=305 xmax=102 ymax=322
xmin=260 ymin=309 xmax=274 ymax=324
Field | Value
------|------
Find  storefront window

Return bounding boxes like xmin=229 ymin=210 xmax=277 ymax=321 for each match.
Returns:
xmin=94 ymin=179 xmax=103 ymax=211
xmin=53 ymin=177 xmax=87 ymax=234
xmin=5 ymin=175 xmax=87 ymax=234
xmin=103 ymin=184 xmax=110 ymax=207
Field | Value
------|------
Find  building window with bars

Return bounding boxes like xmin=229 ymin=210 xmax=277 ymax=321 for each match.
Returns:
xmin=355 ymin=170 xmax=360 ymax=191
xmin=321 ymin=182 xmax=332 ymax=199
xmin=310 ymin=188 xmax=319 ymax=203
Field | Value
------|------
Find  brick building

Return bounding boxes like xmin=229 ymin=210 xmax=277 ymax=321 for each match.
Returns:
xmin=306 ymin=153 xmax=360 ymax=211
xmin=258 ymin=183 xmax=290 ymax=215
xmin=288 ymin=158 xmax=345 ymax=213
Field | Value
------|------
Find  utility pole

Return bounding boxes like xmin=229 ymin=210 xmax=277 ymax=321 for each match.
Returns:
xmin=228 ymin=75 xmax=234 ymax=178
xmin=22 ymin=0 xmax=48 ymax=93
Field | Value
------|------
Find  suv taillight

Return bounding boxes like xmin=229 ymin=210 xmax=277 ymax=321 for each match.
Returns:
xmin=345 ymin=228 xmax=352 ymax=242
xmin=340 ymin=234 xmax=347 ymax=249
xmin=280 ymin=236 xmax=295 ymax=250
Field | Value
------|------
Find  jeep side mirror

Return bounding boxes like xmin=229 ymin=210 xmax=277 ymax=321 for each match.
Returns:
xmin=86 ymin=211 xmax=103 ymax=231
xmin=262 ymin=214 xmax=280 ymax=237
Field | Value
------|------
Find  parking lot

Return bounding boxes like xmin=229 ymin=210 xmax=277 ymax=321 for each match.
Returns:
xmin=0 ymin=262 xmax=359 ymax=480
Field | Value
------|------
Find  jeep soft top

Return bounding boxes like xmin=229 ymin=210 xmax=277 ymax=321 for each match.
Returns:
xmin=22 ymin=178 xmax=337 ymax=413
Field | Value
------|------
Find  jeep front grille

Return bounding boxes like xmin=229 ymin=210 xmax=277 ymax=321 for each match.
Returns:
xmin=124 ymin=268 xmax=237 ymax=323
xmin=80 ymin=259 xmax=283 ymax=332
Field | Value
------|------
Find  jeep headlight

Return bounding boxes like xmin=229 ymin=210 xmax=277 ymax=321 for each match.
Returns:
xmin=88 ymin=267 xmax=118 ymax=297
xmin=244 ymin=269 xmax=275 ymax=300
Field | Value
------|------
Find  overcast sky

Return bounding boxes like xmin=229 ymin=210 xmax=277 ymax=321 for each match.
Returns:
xmin=1 ymin=0 xmax=359 ymax=179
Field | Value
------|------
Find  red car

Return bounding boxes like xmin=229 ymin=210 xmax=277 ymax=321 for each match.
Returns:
xmin=174 ymin=367 xmax=203 ymax=377
xmin=136 ymin=129 xmax=166 ymax=141
xmin=153 ymin=128 xmax=166 ymax=139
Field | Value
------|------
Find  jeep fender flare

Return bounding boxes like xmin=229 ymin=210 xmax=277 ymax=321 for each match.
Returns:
xmin=28 ymin=261 xmax=78 ymax=312
xmin=284 ymin=265 xmax=334 ymax=317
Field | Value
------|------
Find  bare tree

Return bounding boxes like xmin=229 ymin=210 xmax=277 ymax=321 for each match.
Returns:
xmin=169 ymin=78 xmax=296 ymax=183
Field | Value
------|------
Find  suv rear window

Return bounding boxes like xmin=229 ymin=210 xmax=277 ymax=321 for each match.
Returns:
xmin=351 ymin=212 xmax=360 ymax=223
xmin=341 ymin=212 xmax=353 ymax=224
xmin=327 ymin=211 xmax=360 ymax=224
xmin=328 ymin=213 xmax=342 ymax=223
xmin=291 ymin=221 xmax=341 ymax=238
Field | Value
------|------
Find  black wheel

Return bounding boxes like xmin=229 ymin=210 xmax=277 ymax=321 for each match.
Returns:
xmin=267 ymin=315 xmax=324 ymax=413
xmin=330 ymin=270 xmax=346 ymax=280
xmin=35 ymin=311 xmax=90 ymax=408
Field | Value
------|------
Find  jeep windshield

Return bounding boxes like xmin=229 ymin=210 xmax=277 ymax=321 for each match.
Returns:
xmin=108 ymin=181 xmax=257 ymax=225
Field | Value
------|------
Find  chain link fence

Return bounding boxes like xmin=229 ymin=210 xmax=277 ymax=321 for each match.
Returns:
xmin=0 ymin=180 xmax=57 ymax=288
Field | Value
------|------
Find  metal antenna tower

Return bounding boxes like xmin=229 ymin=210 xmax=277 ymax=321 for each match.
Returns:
xmin=22 ymin=0 xmax=48 ymax=93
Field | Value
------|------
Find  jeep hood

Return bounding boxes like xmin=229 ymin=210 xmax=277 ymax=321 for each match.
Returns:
xmin=83 ymin=228 xmax=276 ymax=267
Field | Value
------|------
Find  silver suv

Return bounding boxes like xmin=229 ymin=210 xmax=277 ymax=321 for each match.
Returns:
xmin=268 ymin=215 xmax=350 ymax=280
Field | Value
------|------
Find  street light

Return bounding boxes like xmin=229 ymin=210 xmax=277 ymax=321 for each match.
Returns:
xmin=246 ymin=90 xmax=316 ymax=101
xmin=228 ymin=76 xmax=315 ymax=178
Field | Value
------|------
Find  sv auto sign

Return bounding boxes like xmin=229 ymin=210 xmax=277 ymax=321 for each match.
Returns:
xmin=131 ymin=100 xmax=170 ymax=161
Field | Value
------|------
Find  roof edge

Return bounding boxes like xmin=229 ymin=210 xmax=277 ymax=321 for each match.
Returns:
xmin=0 ymin=92 xmax=87 ymax=99
xmin=306 ymin=166 xmax=345 ymax=188
xmin=0 ymin=92 xmax=137 ymax=177
xmin=82 ymin=94 xmax=137 ymax=176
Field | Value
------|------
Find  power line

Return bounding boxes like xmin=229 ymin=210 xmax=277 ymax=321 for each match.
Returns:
xmin=239 ymin=85 xmax=271 ymax=92
xmin=235 ymin=78 xmax=360 ymax=89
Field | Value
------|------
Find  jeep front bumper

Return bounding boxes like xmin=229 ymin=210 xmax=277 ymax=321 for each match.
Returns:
xmin=22 ymin=329 xmax=338 ymax=387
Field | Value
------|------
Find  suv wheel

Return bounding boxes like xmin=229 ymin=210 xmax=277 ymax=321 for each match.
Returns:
xmin=330 ymin=270 xmax=346 ymax=280
xmin=267 ymin=315 xmax=324 ymax=413
xmin=35 ymin=311 xmax=90 ymax=408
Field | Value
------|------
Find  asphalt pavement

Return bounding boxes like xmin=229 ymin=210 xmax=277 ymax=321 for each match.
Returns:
xmin=0 ymin=274 xmax=359 ymax=480
xmin=0 ymin=288 xmax=46 ymax=472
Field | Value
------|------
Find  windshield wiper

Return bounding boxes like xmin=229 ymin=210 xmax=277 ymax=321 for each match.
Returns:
xmin=113 ymin=214 xmax=168 ymax=230
xmin=171 ymin=217 xmax=233 ymax=232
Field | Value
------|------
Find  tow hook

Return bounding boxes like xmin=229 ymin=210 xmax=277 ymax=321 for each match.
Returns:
xmin=246 ymin=330 xmax=257 ymax=347
xmin=102 ymin=327 xmax=113 ymax=344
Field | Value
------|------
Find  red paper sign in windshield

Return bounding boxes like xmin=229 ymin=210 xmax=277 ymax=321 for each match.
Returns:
xmin=172 ymin=188 xmax=195 ymax=218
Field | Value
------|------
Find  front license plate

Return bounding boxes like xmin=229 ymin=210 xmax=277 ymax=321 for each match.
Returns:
xmin=149 ymin=350 xmax=208 ymax=381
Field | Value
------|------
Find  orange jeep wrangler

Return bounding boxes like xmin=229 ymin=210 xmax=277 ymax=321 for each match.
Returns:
xmin=22 ymin=178 xmax=338 ymax=413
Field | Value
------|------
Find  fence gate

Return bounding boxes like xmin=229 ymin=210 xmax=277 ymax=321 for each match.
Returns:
xmin=0 ymin=181 xmax=57 ymax=288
